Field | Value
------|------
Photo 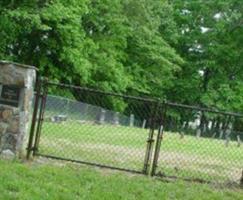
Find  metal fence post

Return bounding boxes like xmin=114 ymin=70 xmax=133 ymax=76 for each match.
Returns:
xmin=26 ymin=76 xmax=42 ymax=159
xmin=151 ymin=125 xmax=164 ymax=176
xmin=151 ymin=102 xmax=167 ymax=176
xmin=143 ymin=100 xmax=160 ymax=175
xmin=33 ymin=78 xmax=48 ymax=156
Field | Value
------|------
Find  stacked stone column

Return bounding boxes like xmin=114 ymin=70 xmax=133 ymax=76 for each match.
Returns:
xmin=0 ymin=61 xmax=36 ymax=158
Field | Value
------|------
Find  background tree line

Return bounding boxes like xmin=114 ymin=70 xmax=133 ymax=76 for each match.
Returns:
xmin=0 ymin=0 xmax=242 ymax=115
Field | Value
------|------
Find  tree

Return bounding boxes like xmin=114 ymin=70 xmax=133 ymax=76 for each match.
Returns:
xmin=0 ymin=0 xmax=183 ymax=99
xmin=123 ymin=0 xmax=183 ymax=98
xmin=0 ymin=0 xmax=91 ymax=83
xmin=170 ymin=0 xmax=243 ymax=112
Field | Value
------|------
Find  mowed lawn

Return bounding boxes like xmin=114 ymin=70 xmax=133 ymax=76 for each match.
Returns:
xmin=0 ymin=160 xmax=243 ymax=200
xmin=38 ymin=121 xmax=243 ymax=183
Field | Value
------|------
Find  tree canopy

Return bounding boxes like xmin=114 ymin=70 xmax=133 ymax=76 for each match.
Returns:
xmin=0 ymin=0 xmax=242 ymax=113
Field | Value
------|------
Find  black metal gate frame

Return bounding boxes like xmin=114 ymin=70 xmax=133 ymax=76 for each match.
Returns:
xmin=150 ymin=102 xmax=243 ymax=184
xmin=27 ymin=78 xmax=243 ymax=183
xmin=27 ymin=78 xmax=161 ymax=175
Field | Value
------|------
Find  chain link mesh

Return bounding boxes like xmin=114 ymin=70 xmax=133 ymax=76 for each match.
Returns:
xmin=30 ymin=81 xmax=243 ymax=185
xmin=35 ymin=82 xmax=156 ymax=173
xmin=153 ymin=104 xmax=243 ymax=185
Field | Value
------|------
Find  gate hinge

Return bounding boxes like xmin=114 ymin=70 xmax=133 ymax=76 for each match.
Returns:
xmin=147 ymin=139 xmax=154 ymax=143
xmin=26 ymin=147 xmax=38 ymax=152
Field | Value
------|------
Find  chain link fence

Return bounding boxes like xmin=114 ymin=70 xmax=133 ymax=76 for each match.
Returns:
xmin=31 ymin=81 xmax=157 ymax=174
xmin=152 ymin=103 xmax=243 ymax=185
xmin=28 ymin=80 xmax=243 ymax=185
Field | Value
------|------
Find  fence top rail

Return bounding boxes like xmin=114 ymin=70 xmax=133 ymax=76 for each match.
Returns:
xmin=39 ymin=78 xmax=243 ymax=118
xmin=44 ymin=80 xmax=158 ymax=103
xmin=165 ymin=101 xmax=243 ymax=118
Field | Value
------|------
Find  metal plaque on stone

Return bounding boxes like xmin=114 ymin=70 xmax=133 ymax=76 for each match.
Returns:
xmin=0 ymin=85 xmax=21 ymax=107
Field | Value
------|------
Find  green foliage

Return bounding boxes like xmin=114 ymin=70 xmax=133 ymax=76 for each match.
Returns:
xmin=0 ymin=0 xmax=242 ymax=113
xmin=170 ymin=0 xmax=243 ymax=112
xmin=0 ymin=0 xmax=182 ymax=95
xmin=0 ymin=0 xmax=91 ymax=83
xmin=124 ymin=0 xmax=183 ymax=97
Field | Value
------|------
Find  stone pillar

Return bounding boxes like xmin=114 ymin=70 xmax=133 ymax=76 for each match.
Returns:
xmin=0 ymin=61 xmax=37 ymax=158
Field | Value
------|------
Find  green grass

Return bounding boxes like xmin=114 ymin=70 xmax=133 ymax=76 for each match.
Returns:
xmin=38 ymin=121 xmax=243 ymax=183
xmin=0 ymin=160 xmax=242 ymax=200
xmin=39 ymin=122 xmax=149 ymax=171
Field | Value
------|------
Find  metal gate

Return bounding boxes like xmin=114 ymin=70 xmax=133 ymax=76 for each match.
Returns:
xmin=27 ymin=78 xmax=159 ymax=174
xmin=151 ymin=102 xmax=243 ymax=185
xmin=27 ymin=78 xmax=243 ymax=185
